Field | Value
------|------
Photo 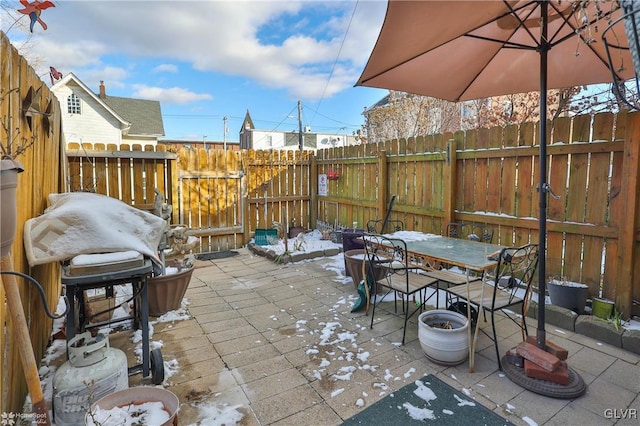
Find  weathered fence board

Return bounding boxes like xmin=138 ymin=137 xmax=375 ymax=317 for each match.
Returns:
xmin=1 ymin=31 xmax=62 ymax=414
xmin=66 ymin=143 xmax=177 ymax=211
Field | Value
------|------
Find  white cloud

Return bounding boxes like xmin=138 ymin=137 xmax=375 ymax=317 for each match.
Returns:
xmin=153 ymin=64 xmax=178 ymax=73
xmin=7 ymin=1 xmax=386 ymax=102
xmin=21 ymin=38 xmax=108 ymax=73
xmin=84 ymin=66 xmax=130 ymax=91
xmin=131 ymin=84 xmax=213 ymax=105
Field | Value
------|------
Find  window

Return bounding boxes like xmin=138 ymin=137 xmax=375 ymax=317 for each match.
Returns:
xmin=266 ymin=135 xmax=272 ymax=147
xmin=461 ymin=101 xmax=476 ymax=120
xmin=503 ymin=100 xmax=513 ymax=117
xmin=67 ymin=94 xmax=81 ymax=114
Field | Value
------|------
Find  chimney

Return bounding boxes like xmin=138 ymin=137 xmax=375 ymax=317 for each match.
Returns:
xmin=99 ymin=81 xmax=106 ymax=98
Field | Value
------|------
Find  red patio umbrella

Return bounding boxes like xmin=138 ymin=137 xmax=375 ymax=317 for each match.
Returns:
xmin=357 ymin=0 xmax=636 ymax=397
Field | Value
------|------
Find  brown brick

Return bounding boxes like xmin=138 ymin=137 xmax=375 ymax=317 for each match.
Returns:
xmin=524 ymin=359 xmax=569 ymax=385
xmin=526 ymin=336 xmax=569 ymax=360
xmin=515 ymin=341 xmax=561 ymax=372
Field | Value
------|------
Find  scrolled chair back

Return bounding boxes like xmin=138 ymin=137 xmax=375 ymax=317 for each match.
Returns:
xmin=489 ymin=243 xmax=539 ymax=302
xmin=362 ymin=233 xmax=410 ymax=275
xmin=366 ymin=219 xmax=405 ymax=234
xmin=446 ymin=222 xmax=494 ymax=243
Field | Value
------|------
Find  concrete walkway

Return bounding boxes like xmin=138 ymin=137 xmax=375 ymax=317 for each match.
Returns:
xmin=134 ymin=248 xmax=639 ymax=425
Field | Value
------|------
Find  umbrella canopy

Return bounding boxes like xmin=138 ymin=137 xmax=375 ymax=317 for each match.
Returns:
xmin=357 ymin=0 xmax=634 ymax=102
xmin=356 ymin=0 xmax=635 ymax=351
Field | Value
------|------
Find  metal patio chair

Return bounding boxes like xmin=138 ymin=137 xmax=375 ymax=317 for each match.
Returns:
xmin=364 ymin=233 xmax=439 ymax=344
xmin=444 ymin=243 xmax=539 ymax=370
xmin=366 ymin=219 xmax=405 ymax=234
xmin=446 ymin=222 xmax=494 ymax=243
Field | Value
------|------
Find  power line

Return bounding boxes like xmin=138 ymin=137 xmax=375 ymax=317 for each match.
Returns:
xmin=304 ymin=103 xmax=360 ymax=128
xmin=308 ymin=1 xmax=359 ymax=127
xmin=263 ymin=104 xmax=299 ymax=133
xmin=162 ymin=100 xmax=361 ymax=137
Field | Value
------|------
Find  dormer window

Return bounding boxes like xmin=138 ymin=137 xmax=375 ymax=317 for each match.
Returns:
xmin=67 ymin=94 xmax=81 ymax=114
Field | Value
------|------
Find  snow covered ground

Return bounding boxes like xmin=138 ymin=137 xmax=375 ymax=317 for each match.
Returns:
xmin=31 ymin=229 xmax=638 ymax=425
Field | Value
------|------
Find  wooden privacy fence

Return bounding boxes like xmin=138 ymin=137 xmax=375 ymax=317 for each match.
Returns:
xmin=67 ymin=112 xmax=639 ymax=319
xmin=176 ymin=147 xmax=245 ymax=251
xmin=174 ymin=147 xmax=313 ymax=251
xmin=1 ymin=31 xmax=63 ymax=415
xmin=315 ymin=112 xmax=639 ymax=319
xmin=65 ymin=146 xmax=314 ymax=253
xmin=65 ymin=142 xmax=177 ymax=212
xmin=243 ymin=149 xmax=313 ymax=239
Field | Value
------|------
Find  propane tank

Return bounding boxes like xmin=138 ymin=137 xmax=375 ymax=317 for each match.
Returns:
xmin=53 ymin=332 xmax=128 ymax=426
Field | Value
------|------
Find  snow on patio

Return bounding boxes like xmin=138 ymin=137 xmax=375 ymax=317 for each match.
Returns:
xmin=30 ymin=230 xmax=639 ymax=425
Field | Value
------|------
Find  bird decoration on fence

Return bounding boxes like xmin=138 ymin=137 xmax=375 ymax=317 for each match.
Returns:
xmin=17 ymin=0 xmax=55 ymax=33
xmin=49 ymin=66 xmax=63 ymax=85
xmin=327 ymin=167 xmax=340 ymax=181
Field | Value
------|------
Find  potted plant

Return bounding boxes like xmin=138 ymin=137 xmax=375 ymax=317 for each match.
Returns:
xmin=591 ymin=297 xmax=615 ymax=320
xmin=1 ymin=87 xmax=32 ymax=257
xmin=547 ymin=276 xmax=589 ymax=314
xmin=86 ymin=387 xmax=179 ymax=426
xmin=418 ymin=309 xmax=469 ymax=366
xmin=148 ymin=225 xmax=198 ymax=316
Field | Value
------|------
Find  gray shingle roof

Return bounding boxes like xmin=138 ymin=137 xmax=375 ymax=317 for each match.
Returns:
xmin=100 ymin=95 xmax=165 ymax=136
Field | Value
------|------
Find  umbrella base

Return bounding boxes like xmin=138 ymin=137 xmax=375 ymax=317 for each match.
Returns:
xmin=501 ymin=356 xmax=587 ymax=399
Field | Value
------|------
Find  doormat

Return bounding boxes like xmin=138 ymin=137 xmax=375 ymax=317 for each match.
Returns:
xmin=195 ymin=251 xmax=239 ymax=261
xmin=341 ymin=374 xmax=514 ymax=426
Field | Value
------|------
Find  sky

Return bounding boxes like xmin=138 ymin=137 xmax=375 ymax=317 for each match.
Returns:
xmin=1 ymin=0 xmax=390 ymax=143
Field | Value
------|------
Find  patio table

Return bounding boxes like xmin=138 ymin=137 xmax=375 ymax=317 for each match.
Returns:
xmin=389 ymin=233 xmax=506 ymax=372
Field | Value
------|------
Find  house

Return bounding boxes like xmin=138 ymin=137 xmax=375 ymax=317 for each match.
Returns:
xmin=51 ymin=72 xmax=165 ymax=147
xmin=239 ymin=110 xmax=359 ymax=151
xmin=362 ymin=91 xmax=461 ymax=144
xmin=364 ymin=89 xmax=565 ymax=144
xmin=159 ymin=139 xmax=240 ymax=151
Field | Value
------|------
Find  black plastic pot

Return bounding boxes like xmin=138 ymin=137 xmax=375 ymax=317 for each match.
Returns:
xmin=288 ymin=226 xmax=305 ymax=238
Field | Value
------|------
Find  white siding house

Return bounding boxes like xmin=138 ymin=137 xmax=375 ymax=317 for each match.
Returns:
xmin=51 ymin=73 xmax=164 ymax=147
xmin=239 ymin=110 xmax=358 ymax=151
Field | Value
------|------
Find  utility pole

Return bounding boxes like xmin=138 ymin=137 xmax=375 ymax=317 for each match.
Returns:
xmin=298 ymin=100 xmax=303 ymax=150
xmin=203 ymin=134 xmax=207 ymax=150
xmin=223 ymin=116 xmax=228 ymax=151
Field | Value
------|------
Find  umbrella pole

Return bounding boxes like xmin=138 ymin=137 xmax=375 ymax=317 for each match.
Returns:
xmin=536 ymin=0 xmax=549 ymax=350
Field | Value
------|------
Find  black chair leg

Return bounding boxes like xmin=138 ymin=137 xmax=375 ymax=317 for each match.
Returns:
xmin=491 ymin=310 xmax=502 ymax=371
xmin=369 ymin=293 xmax=377 ymax=329
xmin=402 ymin=298 xmax=409 ymax=345
xmin=420 ymin=287 xmax=434 ymax=308
xmin=370 ymin=288 xmax=393 ymax=330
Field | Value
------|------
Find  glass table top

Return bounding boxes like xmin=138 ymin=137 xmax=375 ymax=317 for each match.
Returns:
xmin=401 ymin=235 xmax=504 ymax=271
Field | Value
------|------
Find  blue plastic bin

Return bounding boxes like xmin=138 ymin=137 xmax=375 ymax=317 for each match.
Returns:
xmin=255 ymin=229 xmax=278 ymax=246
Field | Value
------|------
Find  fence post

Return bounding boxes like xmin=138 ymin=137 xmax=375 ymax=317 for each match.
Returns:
xmin=443 ymin=139 xmax=457 ymax=227
xmin=616 ymin=112 xmax=640 ymax=318
xmin=377 ymin=150 xmax=388 ymax=225
xmin=170 ymin=149 xmax=179 ymax=223
xmin=310 ymin=154 xmax=317 ymax=229
xmin=242 ymin=151 xmax=250 ymax=245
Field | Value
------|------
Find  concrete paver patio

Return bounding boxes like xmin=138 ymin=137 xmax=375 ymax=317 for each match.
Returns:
xmin=124 ymin=248 xmax=640 ymax=425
